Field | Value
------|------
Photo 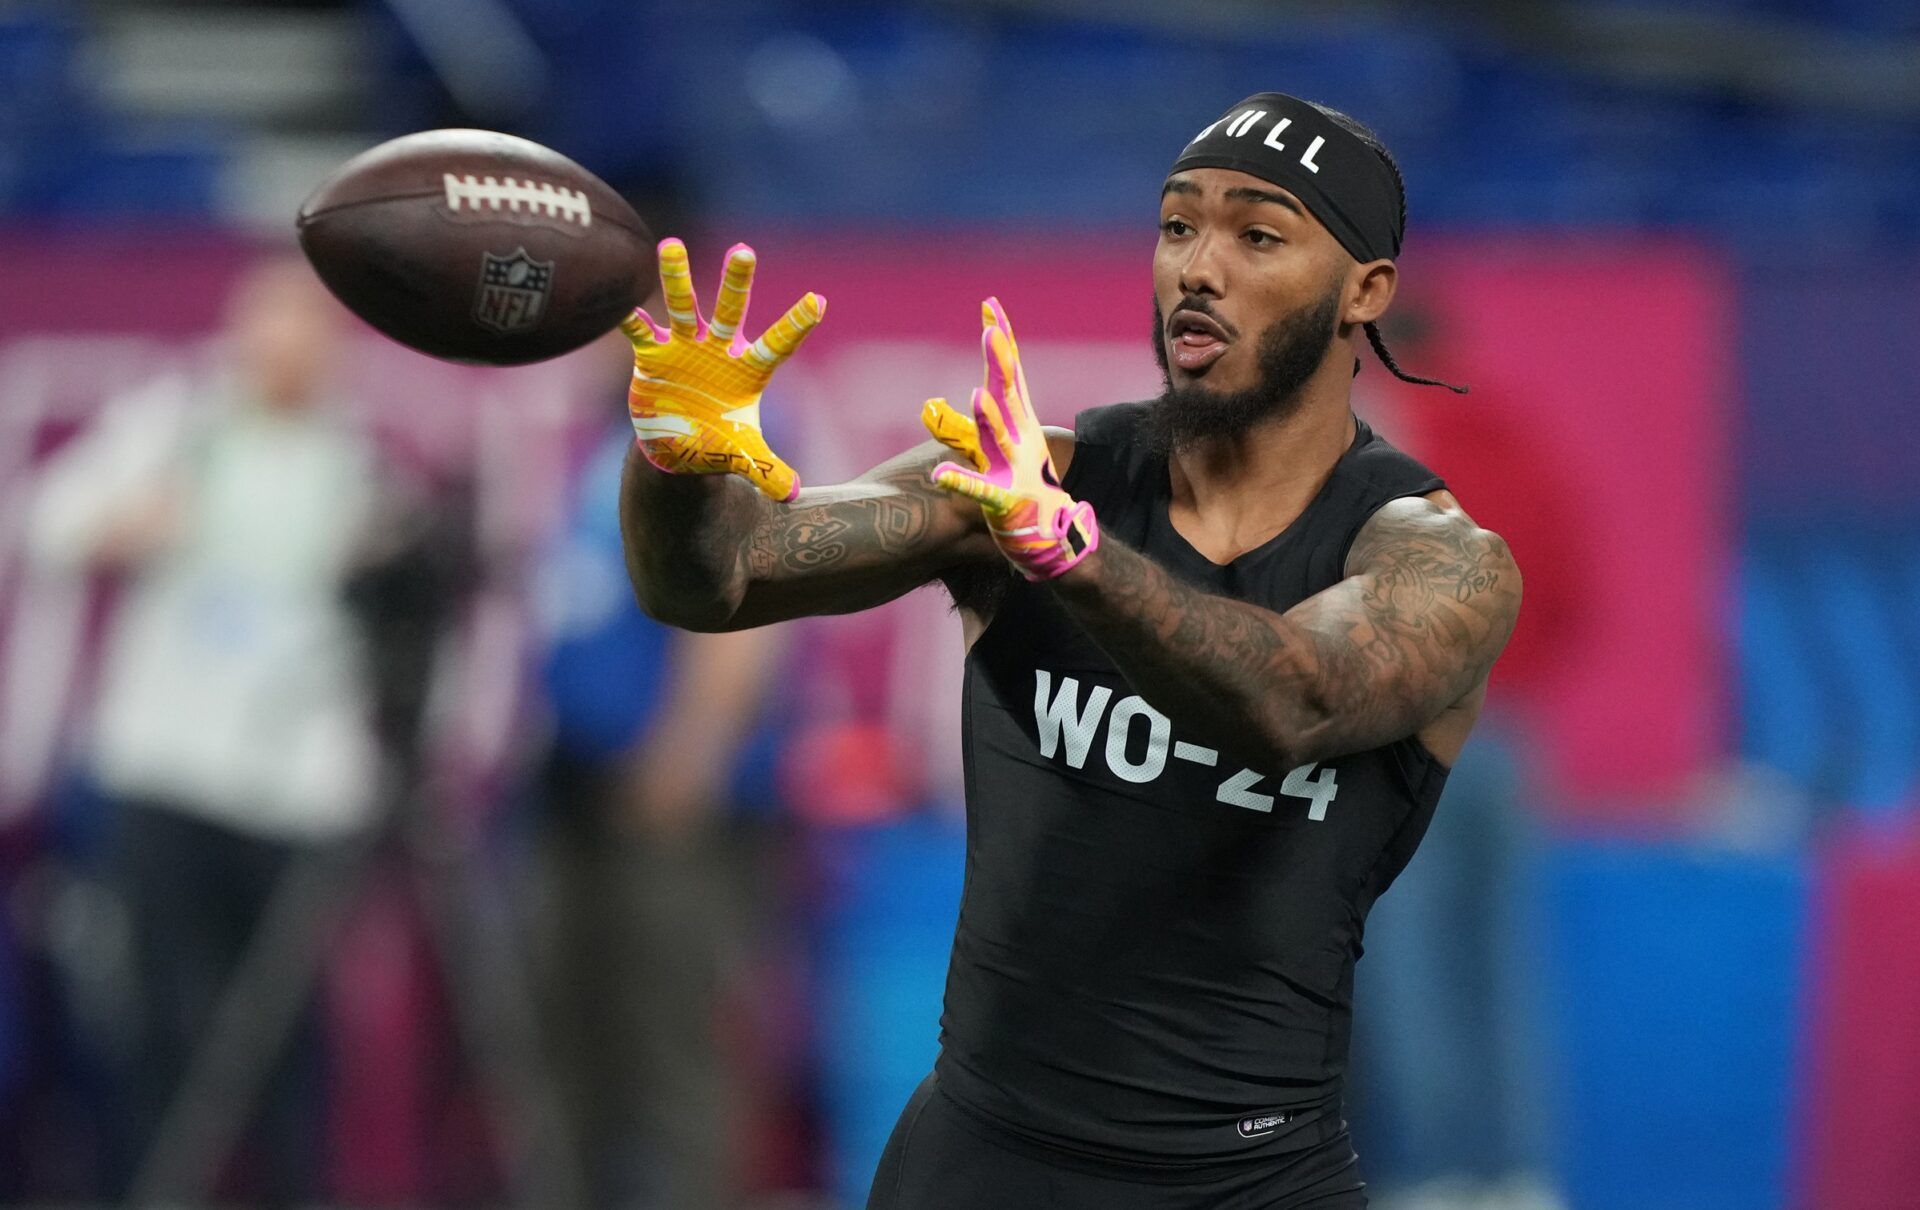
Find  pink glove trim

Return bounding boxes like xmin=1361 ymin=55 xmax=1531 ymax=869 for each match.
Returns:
xmin=983 ymin=496 xmax=1101 ymax=582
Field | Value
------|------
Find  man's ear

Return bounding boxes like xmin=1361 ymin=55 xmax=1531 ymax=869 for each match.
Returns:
xmin=1346 ymin=259 xmax=1397 ymax=327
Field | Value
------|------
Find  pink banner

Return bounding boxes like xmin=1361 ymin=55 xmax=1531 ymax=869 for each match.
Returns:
xmin=0 ymin=227 xmax=1733 ymax=818
xmin=1802 ymin=817 xmax=1920 ymax=1209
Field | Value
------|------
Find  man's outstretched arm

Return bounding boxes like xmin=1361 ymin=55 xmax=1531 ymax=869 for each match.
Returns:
xmin=619 ymin=437 xmax=994 ymax=631
xmin=1050 ymin=492 xmax=1520 ymax=768
xmin=614 ymin=237 xmax=1005 ymax=631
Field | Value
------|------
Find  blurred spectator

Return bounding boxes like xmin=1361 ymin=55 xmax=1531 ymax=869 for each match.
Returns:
xmin=23 ymin=257 xmax=382 ymax=1202
xmin=527 ymin=331 xmax=787 ymax=1210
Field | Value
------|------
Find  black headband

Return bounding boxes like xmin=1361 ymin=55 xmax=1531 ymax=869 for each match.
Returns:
xmin=1168 ymin=92 xmax=1402 ymax=264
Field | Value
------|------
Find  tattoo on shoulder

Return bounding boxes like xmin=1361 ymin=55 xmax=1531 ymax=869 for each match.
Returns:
xmin=1043 ymin=495 xmax=1518 ymax=765
xmin=1353 ymin=499 xmax=1509 ymax=590
xmin=1340 ymin=499 xmax=1520 ymax=679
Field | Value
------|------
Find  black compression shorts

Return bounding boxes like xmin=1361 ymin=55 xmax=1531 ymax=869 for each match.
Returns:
xmin=865 ymin=1073 xmax=1368 ymax=1210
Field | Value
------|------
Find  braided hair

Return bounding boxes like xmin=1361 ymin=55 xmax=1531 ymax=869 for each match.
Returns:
xmin=1306 ymin=102 xmax=1469 ymax=395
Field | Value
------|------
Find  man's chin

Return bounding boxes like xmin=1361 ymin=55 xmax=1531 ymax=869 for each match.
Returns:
xmin=1170 ymin=363 xmax=1256 ymax=397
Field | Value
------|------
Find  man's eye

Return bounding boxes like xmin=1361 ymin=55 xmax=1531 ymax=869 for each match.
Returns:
xmin=1245 ymin=229 xmax=1281 ymax=246
xmin=1161 ymin=219 xmax=1192 ymax=237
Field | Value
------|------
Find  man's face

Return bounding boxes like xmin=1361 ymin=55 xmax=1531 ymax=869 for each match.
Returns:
xmin=1145 ymin=285 xmax=1341 ymax=453
xmin=1152 ymin=167 xmax=1352 ymax=398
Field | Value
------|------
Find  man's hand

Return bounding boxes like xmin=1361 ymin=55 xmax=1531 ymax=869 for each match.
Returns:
xmin=927 ymin=298 xmax=1098 ymax=581
xmin=622 ymin=238 xmax=824 ymax=503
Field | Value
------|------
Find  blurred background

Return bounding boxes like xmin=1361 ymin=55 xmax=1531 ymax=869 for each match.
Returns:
xmin=1 ymin=0 xmax=1917 ymax=1208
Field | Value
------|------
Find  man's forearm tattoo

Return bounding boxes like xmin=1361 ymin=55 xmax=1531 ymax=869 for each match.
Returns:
xmin=1056 ymin=540 xmax=1314 ymax=767
xmin=744 ymin=464 xmax=938 ymax=581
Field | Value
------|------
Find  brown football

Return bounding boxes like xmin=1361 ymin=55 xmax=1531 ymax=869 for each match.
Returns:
xmin=297 ymin=129 xmax=653 ymax=366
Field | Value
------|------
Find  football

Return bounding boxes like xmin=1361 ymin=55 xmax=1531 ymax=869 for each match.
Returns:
xmin=297 ymin=129 xmax=653 ymax=366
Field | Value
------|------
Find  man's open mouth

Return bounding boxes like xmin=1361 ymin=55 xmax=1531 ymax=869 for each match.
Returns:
xmin=1167 ymin=310 xmax=1231 ymax=373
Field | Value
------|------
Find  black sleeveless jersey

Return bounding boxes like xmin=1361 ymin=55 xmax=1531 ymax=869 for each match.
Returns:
xmin=934 ymin=400 xmax=1452 ymax=1169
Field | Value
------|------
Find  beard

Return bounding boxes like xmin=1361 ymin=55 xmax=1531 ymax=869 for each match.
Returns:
xmin=1142 ymin=283 xmax=1343 ymax=456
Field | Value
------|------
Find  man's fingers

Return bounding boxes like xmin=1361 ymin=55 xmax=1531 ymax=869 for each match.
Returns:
xmin=981 ymin=297 xmax=1037 ymax=428
xmin=982 ymin=325 xmax=1037 ymax=434
xmin=922 ymin=397 xmax=989 ymax=469
xmin=971 ymin=378 xmax=1018 ymax=469
xmin=709 ymin=244 xmax=756 ymax=343
xmin=657 ymin=238 xmax=702 ymax=339
xmin=744 ymin=292 xmax=826 ymax=370
xmin=932 ymin=464 xmax=1017 ymax=511
xmin=982 ymin=296 xmax=1016 ymax=342
xmin=921 ymin=396 xmax=966 ymax=441
xmin=621 ymin=308 xmax=665 ymax=348
xmin=982 ymin=296 xmax=1021 ymax=367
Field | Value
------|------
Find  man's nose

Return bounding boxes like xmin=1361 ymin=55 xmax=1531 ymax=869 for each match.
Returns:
xmin=1176 ymin=233 xmax=1226 ymax=299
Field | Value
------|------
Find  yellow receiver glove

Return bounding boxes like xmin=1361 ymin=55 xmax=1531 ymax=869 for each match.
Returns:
xmin=926 ymin=298 xmax=1099 ymax=581
xmin=622 ymin=238 xmax=824 ymax=503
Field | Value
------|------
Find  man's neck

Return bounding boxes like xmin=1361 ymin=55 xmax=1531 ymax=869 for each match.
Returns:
xmin=1166 ymin=379 xmax=1358 ymax=565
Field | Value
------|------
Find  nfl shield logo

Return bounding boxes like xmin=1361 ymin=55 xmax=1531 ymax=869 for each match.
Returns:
xmin=473 ymin=247 xmax=554 ymax=334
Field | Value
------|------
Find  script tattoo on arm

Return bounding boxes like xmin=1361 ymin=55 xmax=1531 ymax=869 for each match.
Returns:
xmin=1050 ymin=493 xmax=1520 ymax=768
xmin=743 ymin=465 xmax=934 ymax=579
xmin=620 ymin=438 xmax=995 ymax=631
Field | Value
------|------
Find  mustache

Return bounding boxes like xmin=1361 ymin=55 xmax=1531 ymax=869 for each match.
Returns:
xmin=1164 ymin=296 xmax=1239 ymax=340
